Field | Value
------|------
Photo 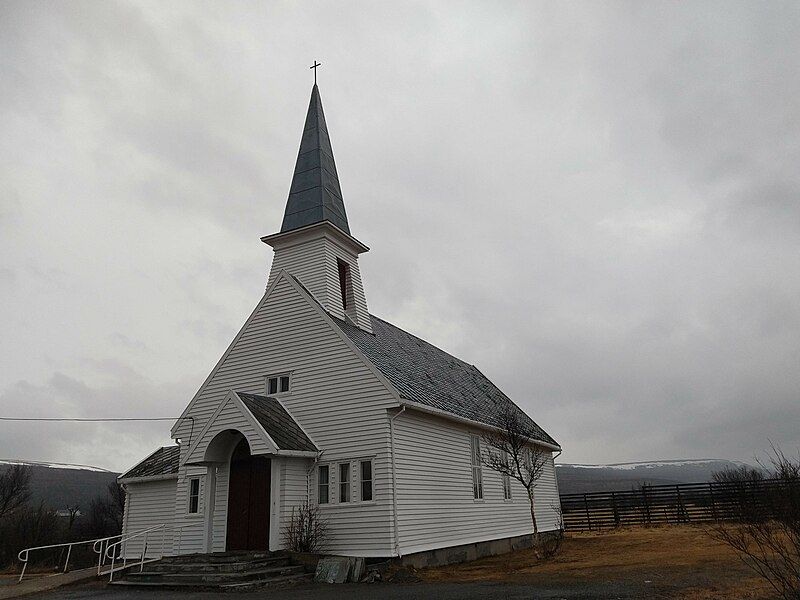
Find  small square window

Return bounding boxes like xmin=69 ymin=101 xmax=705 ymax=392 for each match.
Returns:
xmin=266 ymin=373 xmax=291 ymax=396
xmin=188 ymin=478 xmax=200 ymax=514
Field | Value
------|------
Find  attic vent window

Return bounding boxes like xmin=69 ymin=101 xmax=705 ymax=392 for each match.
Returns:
xmin=337 ymin=258 xmax=351 ymax=311
xmin=266 ymin=373 xmax=291 ymax=396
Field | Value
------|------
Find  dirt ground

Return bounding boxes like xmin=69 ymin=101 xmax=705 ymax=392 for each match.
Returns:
xmin=417 ymin=525 xmax=774 ymax=599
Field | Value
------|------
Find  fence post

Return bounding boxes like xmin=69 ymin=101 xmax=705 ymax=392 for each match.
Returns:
xmin=63 ymin=544 xmax=72 ymax=573
xmin=612 ymin=491 xmax=619 ymax=527
xmin=642 ymin=486 xmax=651 ymax=525
xmin=584 ymin=493 xmax=592 ymax=531
xmin=709 ymin=483 xmax=717 ymax=521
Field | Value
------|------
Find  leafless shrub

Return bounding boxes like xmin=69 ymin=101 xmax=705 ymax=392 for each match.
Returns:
xmin=707 ymin=446 xmax=800 ymax=600
xmin=282 ymin=502 xmax=328 ymax=553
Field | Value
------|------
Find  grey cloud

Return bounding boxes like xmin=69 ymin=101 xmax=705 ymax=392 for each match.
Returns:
xmin=1 ymin=1 xmax=798 ymax=469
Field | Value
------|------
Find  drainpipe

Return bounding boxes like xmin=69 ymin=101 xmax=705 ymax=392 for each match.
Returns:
xmin=306 ymin=451 xmax=324 ymax=504
xmin=388 ymin=406 xmax=406 ymax=557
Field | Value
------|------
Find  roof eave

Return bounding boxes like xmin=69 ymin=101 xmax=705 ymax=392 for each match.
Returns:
xmin=261 ymin=221 xmax=369 ymax=254
xmin=118 ymin=473 xmax=179 ymax=484
xmin=396 ymin=399 xmax=561 ymax=451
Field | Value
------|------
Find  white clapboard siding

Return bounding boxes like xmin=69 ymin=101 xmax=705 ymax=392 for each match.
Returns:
xmin=276 ymin=458 xmax=312 ymax=550
xmin=172 ymin=273 xmax=396 ymax=555
xmin=122 ymin=479 xmax=177 ymax=558
xmin=393 ymin=409 xmax=561 ymax=556
xmin=172 ymin=466 xmax=208 ymax=554
xmin=267 ymin=230 xmax=372 ymax=332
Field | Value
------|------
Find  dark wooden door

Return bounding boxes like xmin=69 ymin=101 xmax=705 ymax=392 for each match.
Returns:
xmin=226 ymin=440 xmax=270 ymax=551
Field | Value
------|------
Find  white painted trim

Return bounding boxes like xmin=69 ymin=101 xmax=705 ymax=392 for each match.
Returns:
xmin=275 ymin=450 xmax=319 ymax=458
xmin=261 ymin=220 xmax=370 ymax=254
xmin=398 ymin=400 xmax=562 ymax=452
xmin=269 ymin=457 xmax=282 ymax=551
xmin=118 ymin=473 xmax=179 ymax=485
xmin=230 ymin=391 xmax=281 ymax=453
xmin=388 ymin=406 xmax=405 ymax=557
xmin=183 ymin=390 xmax=278 ymax=465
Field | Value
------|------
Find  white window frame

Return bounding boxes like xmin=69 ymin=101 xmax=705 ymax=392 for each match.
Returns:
xmin=359 ymin=459 xmax=373 ymax=502
xmin=318 ymin=465 xmax=329 ymax=504
xmin=470 ymin=434 xmax=483 ymax=500
xmin=188 ymin=477 xmax=201 ymax=514
xmin=265 ymin=372 xmax=292 ymax=397
xmin=338 ymin=462 xmax=351 ymax=503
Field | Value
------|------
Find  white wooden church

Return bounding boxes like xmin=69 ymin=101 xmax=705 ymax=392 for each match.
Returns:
xmin=119 ymin=83 xmax=562 ymax=562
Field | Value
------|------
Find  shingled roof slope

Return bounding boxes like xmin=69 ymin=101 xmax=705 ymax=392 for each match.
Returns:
xmin=333 ymin=315 xmax=558 ymax=447
xmin=120 ymin=445 xmax=180 ymax=481
xmin=235 ymin=392 xmax=318 ymax=452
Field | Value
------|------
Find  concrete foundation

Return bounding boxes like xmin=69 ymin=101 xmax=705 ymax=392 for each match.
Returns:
xmin=399 ymin=530 xmax=562 ymax=568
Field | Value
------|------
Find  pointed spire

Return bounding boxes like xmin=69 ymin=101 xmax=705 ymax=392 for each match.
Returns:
xmin=280 ymin=84 xmax=350 ymax=235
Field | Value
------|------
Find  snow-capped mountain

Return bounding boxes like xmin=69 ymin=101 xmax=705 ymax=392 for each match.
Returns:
xmin=555 ymin=459 xmax=755 ymax=494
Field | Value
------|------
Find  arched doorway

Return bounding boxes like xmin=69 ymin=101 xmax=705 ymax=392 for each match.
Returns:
xmin=226 ymin=437 xmax=271 ymax=551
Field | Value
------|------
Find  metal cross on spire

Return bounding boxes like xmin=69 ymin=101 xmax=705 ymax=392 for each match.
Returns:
xmin=310 ymin=61 xmax=322 ymax=84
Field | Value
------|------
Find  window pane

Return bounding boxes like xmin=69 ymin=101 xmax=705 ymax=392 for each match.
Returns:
xmin=189 ymin=479 xmax=199 ymax=513
xmin=318 ymin=466 xmax=329 ymax=504
xmin=339 ymin=463 xmax=350 ymax=503
xmin=361 ymin=481 xmax=372 ymax=502
xmin=360 ymin=460 xmax=373 ymax=501
xmin=279 ymin=376 xmax=290 ymax=392
xmin=268 ymin=377 xmax=278 ymax=395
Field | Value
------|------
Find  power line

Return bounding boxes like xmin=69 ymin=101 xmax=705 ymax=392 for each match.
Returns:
xmin=0 ymin=417 xmax=176 ymax=422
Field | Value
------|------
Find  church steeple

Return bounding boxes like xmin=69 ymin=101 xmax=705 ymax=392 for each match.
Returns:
xmin=263 ymin=83 xmax=372 ymax=333
xmin=281 ymin=85 xmax=350 ymax=235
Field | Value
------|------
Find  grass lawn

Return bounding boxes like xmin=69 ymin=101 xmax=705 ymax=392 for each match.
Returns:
xmin=417 ymin=525 xmax=775 ymax=599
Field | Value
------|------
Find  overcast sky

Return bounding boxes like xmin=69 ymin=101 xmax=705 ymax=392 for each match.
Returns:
xmin=1 ymin=1 xmax=799 ymax=472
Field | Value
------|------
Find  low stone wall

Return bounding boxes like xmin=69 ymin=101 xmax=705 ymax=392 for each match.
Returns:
xmin=400 ymin=530 xmax=562 ymax=568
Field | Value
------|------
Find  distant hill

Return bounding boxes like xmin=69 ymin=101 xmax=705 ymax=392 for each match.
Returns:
xmin=555 ymin=459 xmax=756 ymax=495
xmin=0 ymin=460 xmax=120 ymax=511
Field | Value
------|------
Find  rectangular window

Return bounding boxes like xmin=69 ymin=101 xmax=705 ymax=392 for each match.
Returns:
xmin=502 ymin=452 xmax=512 ymax=500
xmin=470 ymin=435 xmax=483 ymax=499
xmin=188 ymin=478 xmax=200 ymax=514
xmin=267 ymin=373 xmax=291 ymax=396
xmin=360 ymin=460 xmax=373 ymax=502
xmin=339 ymin=463 xmax=350 ymax=503
xmin=318 ymin=465 xmax=329 ymax=504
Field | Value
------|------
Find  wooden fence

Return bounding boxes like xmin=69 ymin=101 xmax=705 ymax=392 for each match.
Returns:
xmin=559 ymin=478 xmax=796 ymax=531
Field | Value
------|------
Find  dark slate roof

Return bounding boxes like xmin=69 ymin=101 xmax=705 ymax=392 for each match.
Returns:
xmin=333 ymin=315 xmax=559 ymax=447
xmin=281 ymin=84 xmax=350 ymax=235
xmin=235 ymin=392 xmax=318 ymax=452
xmin=120 ymin=445 xmax=180 ymax=480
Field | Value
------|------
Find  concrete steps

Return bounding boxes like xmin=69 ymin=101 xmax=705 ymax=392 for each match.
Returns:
xmin=110 ymin=551 xmax=311 ymax=590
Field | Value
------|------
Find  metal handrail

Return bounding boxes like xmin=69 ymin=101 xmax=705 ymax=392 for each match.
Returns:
xmin=103 ymin=523 xmax=188 ymax=582
xmin=18 ymin=531 xmax=135 ymax=583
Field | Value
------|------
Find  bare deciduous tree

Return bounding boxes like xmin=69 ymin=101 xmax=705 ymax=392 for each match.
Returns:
xmin=707 ymin=445 xmax=800 ymax=600
xmin=0 ymin=464 xmax=31 ymax=518
xmin=481 ymin=406 xmax=553 ymax=555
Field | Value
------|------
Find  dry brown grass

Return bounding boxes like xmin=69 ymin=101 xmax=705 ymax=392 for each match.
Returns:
xmin=418 ymin=526 xmax=776 ymax=599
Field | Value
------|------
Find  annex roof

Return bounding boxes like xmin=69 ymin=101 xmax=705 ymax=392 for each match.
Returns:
xmin=280 ymin=84 xmax=350 ymax=235
xmin=119 ymin=445 xmax=180 ymax=481
xmin=333 ymin=315 xmax=559 ymax=447
xmin=235 ymin=392 xmax=318 ymax=452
